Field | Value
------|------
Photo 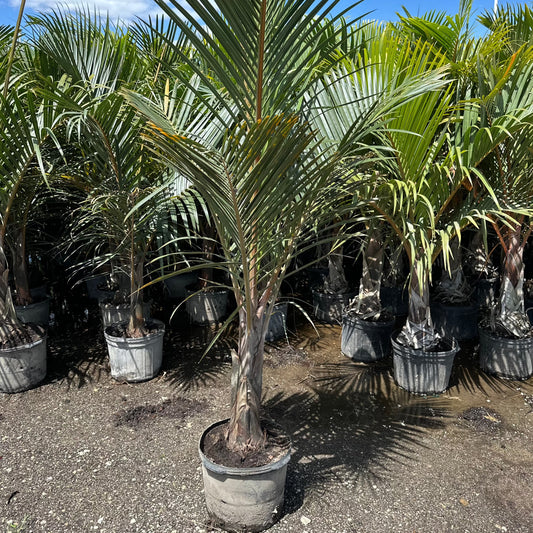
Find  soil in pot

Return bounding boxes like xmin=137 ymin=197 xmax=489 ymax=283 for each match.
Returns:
xmin=199 ymin=419 xmax=291 ymax=533
xmin=104 ymin=319 xmax=165 ymax=382
xmin=341 ymin=314 xmax=395 ymax=362
xmin=0 ymin=323 xmax=47 ymax=393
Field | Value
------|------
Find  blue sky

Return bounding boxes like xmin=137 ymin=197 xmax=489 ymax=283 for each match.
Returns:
xmin=0 ymin=1 xmax=501 ymax=29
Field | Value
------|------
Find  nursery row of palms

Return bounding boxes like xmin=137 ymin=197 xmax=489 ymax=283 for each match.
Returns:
xmin=1 ymin=1 xmax=533 ymax=447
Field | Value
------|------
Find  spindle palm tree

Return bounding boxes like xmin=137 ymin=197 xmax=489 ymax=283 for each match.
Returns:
xmin=307 ymin=29 xmax=452 ymax=321
xmin=126 ymin=0 xmax=382 ymax=453
xmin=453 ymin=44 xmax=533 ymax=338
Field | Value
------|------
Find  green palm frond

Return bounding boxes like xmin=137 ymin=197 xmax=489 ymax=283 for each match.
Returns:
xmin=27 ymin=7 xmax=143 ymax=94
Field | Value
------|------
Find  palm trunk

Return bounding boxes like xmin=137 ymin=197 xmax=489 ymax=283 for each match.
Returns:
xmin=324 ymin=244 xmax=349 ymax=294
xmin=397 ymin=256 xmax=440 ymax=349
xmin=226 ymin=306 xmax=267 ymax=453
xmin=354 ymin=228 xmax=383 ymax=317
xmin=0 ymin=239 xmax=19 ymax=327
xmin=434 ymin=237 xmax=468 ymax=303
xmin=127 ymin=254 xmax=146 ymax=338
xmin=11 ymin=228 xmax=32 ymax=306
xmin=469 ymin=229 xmax=495 ymax=278
xmin=495 ymin=223 xmax=530 ymax=337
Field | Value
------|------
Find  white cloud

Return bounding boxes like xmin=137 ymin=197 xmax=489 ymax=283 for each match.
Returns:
xmin=8 ymin=0 xmax=180 ymax=23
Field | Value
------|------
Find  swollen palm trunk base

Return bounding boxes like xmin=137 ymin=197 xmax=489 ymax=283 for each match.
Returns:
xmin=199 ymin=419 xmax=291 ymax=533
xmin=0 ymin=334 xmax=47 ymax=393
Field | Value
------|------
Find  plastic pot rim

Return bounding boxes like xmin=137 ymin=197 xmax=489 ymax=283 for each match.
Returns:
xmin=479 ymin=326 xmax=533 ymax=345
xmin=199 ymin=419 xmax=291 ymax=477
xmin=342 ymin=314 xmax=395 ymax=329
xmin=0 ymin=332 xmax=47 ymax=355
xmin=104 ymin=319 xmax=165 ymax=344
xmin=391 ymin=331 xmax=459 ymax=358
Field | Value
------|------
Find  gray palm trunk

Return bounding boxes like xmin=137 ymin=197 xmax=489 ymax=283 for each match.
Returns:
xmin=126 ymin=254 xmax=146 ymax=337
xmin=227 ymin=306 xmax=268 ymax=450
xmin=434 ymin=238 xmax=470 ymax=303
xmin=354 ymin=229 xmax=384 ymax=318
xmin=324 ymin=247 xmax=349 ymax=294
xmin=397 ymin=256 xmax=441 ymax=350
xmin=494 ymin=223 xmax=531 ymax=337
xmin=11 ymin=228 xmax=32 ymax=306
xmin=0 ymin=240 xmax=20 ymax=331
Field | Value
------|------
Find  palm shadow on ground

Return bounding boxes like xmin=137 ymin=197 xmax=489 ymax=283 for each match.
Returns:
xmin=263 ymin=359 xmax=451 ymax=517
xmin=46 ymin=308 xmax=109 ymax=390
xmin=160 ymin=311 xmax=233 ymax=391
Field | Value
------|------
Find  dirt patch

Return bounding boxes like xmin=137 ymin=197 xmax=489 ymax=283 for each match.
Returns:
xmin=202 ymin=420 xmax=290 ymax=468
xmin=113 ymin=397 xmax=205 ymax=428
xmin=460 ymin=406 xmax=503 ymax=431
xmin=1 ymin=319 xmax=533 ymax=533
xmin=265 ymin=344 xmax=309 ymax=368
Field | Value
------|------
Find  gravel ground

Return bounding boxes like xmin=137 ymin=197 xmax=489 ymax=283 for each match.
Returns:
xmin=1 ymin=306 xmax=532 ymax=533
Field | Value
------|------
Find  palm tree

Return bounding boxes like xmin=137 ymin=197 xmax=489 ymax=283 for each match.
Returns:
xmin=126 ymin=0 xmax=376 ymax=453
xmin=308 ymin=29 xmax=453 ymax=328
xmin=0 ymin=73 xmax=75 ymax=340
xmin=455 ymin=44 xmax=533 ymax=338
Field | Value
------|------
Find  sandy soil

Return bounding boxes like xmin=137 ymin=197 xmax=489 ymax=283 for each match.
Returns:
xmin=1 ymin=305 xmax=532 ymax=533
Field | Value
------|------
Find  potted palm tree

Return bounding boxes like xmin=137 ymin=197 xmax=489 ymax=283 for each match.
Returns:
xmin=60 ymin=91 xmax=171 ymax=382
xmin=0 ymin=20 xmax=54 ymax=392
xmin=306 ymin=29 xmax=453 ymax=363
xmin=466 ymin=42 xmax=533 ymax=380
xmin=126 ymin=0 xmax=380 ymax=529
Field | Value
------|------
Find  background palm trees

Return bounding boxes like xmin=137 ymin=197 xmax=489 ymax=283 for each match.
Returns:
xmin=1 ymin=0 xmax=532 ymax=433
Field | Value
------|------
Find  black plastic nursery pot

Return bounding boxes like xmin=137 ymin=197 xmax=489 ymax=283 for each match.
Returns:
xmin=430 ymin=302 xmax=479 ymax=342
xmin=312 ymin=290 xmax=356 ymax=324
xmin=15 ymin=297 xmax=50 ymax=326
xmin=185 ymin=288 xmax=229 ymax=325
xmin=265 ymin=302 xmax=288 ymax=342
xmin=479 ymin=328 xmax=533 ymax=380
xmin=525 ymin=297 xmax=533 ymax=327
xmin=392 ymin=334 xmax=459 ymax=394
xmin=341 ymin=315 xmax=395 ymax=362
xmin=99 ymin=300 xmax=152 ymax=328
xmin=199 ymin=419 xmax=291 ymax=533
xmin=473 ymin=277 xmax=499 ymax=308
xmin=380 ymin=285 xmax=408 ymax=316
